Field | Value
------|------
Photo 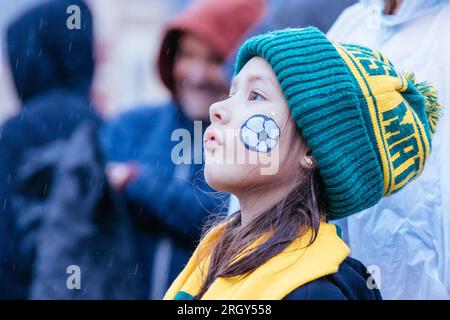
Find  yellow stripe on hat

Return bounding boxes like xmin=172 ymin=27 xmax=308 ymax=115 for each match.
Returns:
xmin=333 ymin=43 xmax=429 ymax=195
xmin=333 ymin=43 xmax=393 ymax=195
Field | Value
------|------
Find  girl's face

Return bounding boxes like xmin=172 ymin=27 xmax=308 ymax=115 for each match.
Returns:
xmin=203 ymin=56 xmax=308 ymax=194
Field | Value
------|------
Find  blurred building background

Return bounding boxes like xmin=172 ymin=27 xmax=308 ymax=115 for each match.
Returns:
xmin=0 ymin=0 xmax=189 ymax=122
xmin=0 ymin=0 xmax=357 ymax=123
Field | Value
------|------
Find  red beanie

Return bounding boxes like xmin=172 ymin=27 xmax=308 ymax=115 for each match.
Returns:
xmin=158 ymin=0 xmax=266 ymax=94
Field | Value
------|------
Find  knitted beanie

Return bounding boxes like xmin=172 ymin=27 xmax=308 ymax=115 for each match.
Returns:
xmin=234 ymin=27 xmax=442 ymax=220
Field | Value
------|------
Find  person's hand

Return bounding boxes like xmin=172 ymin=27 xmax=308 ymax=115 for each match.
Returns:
xmin=105 ymin=162 xmax=139 ymax=191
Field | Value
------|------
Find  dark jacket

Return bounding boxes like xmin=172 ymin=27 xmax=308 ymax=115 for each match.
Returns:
xmin=99 ymin=103 xmax=228 ymax=299
xmin=0 ymin=92 xmax=99 ymax=299
xmin=284 ymin=256 xmax=382 ymax=300
xmin=11 ymin=123 xmax=138 ymax=299
xmin=0 ymin=0 xmax=98 ymax=298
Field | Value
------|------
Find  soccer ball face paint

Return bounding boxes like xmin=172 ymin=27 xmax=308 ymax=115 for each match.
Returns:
xmin=240 ymin=114 xmax=280 ymax=153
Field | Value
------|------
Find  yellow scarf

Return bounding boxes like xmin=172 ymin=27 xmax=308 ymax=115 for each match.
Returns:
xmin=164 ymin=222 xmax=349 ymax=300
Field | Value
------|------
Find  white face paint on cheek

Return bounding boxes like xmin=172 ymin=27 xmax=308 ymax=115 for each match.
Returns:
xmin=239 ymin=114 xmax=281 ymax=153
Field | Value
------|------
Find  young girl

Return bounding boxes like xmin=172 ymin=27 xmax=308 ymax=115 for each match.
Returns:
xmin=163 ymin=27 xmax=441 ymax=300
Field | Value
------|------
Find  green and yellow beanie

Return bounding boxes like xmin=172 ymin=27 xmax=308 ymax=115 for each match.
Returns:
xmin=234 ymin=27 xmax=442 ymax=220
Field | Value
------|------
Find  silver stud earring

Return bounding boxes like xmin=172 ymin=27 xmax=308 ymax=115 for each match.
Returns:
xmin=304 ymin=155 xmax=313 ymax=166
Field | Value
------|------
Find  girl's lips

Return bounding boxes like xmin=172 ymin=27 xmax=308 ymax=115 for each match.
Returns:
xmin=204 ymin=128 xmax=223 ymax=152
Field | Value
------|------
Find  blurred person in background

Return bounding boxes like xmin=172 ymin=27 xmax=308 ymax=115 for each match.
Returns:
xmin=327 ymin=0 xmax=450 ymax=299
xmin=99 ymin=0 xmax=266 ymax=299
xmin=0 ymin=0 xmax=110 ymax=299
xmin=0 ymin=0 xmax=41 ymax=123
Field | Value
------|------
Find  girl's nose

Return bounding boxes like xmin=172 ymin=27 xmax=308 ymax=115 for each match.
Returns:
xmin=209 ymin=100 xmax=230 ymax=124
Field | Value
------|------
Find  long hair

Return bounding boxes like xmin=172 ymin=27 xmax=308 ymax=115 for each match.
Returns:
xmin=195 ymin=127 xmax=327 ymax=299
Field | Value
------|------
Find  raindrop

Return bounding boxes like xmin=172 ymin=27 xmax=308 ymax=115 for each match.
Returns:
xmin=39 ymin=18 xmax=45 ymax=30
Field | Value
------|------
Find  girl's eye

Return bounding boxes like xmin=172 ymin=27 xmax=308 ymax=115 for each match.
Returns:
xmin=248 ymin=90 xmax=265 ymax=101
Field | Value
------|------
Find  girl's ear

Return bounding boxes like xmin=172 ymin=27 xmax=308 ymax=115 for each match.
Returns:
xmin=300 ymin=149 xmax=316 ymax=170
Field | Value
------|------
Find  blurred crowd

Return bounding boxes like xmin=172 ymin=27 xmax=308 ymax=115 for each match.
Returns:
xmin=0 ymin=0 xmax=448 ymax=300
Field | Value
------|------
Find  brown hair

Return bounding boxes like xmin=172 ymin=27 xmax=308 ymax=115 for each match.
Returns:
xmin=195 ymin=130 xmax=327 ymax=298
